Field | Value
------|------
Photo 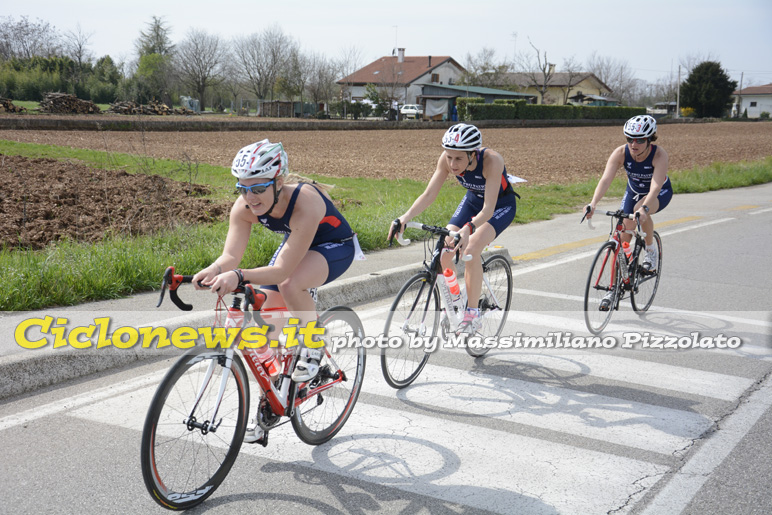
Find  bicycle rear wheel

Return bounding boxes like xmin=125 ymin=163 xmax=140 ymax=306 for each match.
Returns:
xmin=381 ymin=272 xmax=439 ymax=388
xmin=291 ymin=306 xmax=366 ymax=445
xmin=141 ymin=347 xmax=249 ymax=510
xmin=584 ymin=242 xmax=621 ymax=335
xmin=467 ymin=254 xmax=513 ymax=357
xmin=631 ymin=231 xmax=662 ymax=312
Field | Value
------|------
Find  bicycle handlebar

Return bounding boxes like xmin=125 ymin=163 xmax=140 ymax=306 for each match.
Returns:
xmin=390 ymin=220 xmax=472 ymax=262
xmin=581 ymin=209 xmax=647 ymax=238
xmin=157 ymin=266 xmax=268 ymax=312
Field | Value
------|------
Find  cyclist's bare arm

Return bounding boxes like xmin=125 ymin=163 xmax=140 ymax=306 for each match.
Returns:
xmin=389 ymin=156 xmax=448 ymax=240
xmin=193 ymin=195 xmax=253 ymax=288
xmin=588 ymin=145 xmax=625 ymax=217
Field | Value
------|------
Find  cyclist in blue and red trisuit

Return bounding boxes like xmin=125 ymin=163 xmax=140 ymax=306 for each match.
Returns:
xmin=193 ymin=140 xmax=361 ymax=389
xmin=388 ymin=123 xmax=519 ymax=332
xmin=586 ymin=114 xmax=672 ymax=273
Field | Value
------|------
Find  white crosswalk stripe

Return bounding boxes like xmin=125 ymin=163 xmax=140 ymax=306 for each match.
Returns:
xmin=63 ymin=302 xmax=770 ymax=514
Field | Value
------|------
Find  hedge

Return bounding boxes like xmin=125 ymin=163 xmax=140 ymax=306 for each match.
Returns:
xmin=455 ymin=97 xmax=484 ymax=120
xmin=463 ymin=102 xmax=645 ymax=121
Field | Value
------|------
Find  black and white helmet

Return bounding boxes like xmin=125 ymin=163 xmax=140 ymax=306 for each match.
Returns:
xmin=441 ymin=123 xmax=482 ymax=151
xmin=231 ymin=139 xmax=288 ymax=180
xmin=623 ymin=115 xmax=657 ymax=139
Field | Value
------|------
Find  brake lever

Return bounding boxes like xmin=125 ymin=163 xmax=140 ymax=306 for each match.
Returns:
xmin=157 ymin=266 xmax=195 ymax=311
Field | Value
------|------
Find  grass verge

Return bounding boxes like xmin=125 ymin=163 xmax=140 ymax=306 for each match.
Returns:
xmin=1 ymin=140 xmax=770 ymax=310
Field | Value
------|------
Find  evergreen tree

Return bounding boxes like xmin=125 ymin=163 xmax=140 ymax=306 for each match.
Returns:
xmin=680 ymin=61 xmax=737 ymax=118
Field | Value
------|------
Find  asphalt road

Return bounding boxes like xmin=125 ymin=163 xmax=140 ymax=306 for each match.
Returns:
xmin=1 ymin=184 xmax=771 ymax=514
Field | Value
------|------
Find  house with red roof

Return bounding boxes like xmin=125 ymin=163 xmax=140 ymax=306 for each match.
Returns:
xmin=337 ymin=48 xmax=465 ymax=106
xmin=733 ymin=83 xmax=772 ymax=118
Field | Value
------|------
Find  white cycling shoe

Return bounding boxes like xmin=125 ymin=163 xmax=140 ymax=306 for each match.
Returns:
xmin=243 ymin=420 xmax=265 ymax=444
xmin=291 ymin=347 xmax=322 ymax=382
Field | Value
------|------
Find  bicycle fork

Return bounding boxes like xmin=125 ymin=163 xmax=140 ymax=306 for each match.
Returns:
xmin=185 ymin=349 xmax=235 ymax=435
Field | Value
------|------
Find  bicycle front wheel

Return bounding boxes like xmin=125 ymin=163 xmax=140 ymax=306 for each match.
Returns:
xmin=631 ymin=231 xmax=662 ymax=312
xmin=584 ymin=242 xmax=621 ymax=335
xmin=381 ymin=272 xmax=439 ymax=388
xmin=141 ymin=347 xmax=249 ymax=510
xmin=467 ymin=254 xmax=513 ymax=357
xmin=291 ymin=306 xmax=366 ymax=445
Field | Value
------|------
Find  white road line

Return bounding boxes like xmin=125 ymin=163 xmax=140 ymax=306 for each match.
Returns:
xmin=0 ymin=370 xmax=165 ymax=431
xmin=642 ymin=375 xmax=772 ymax=514
xmin=70 ymin=385 xmax=666 ymax=515
xmin=511 ymin=217 xmax=735 ymax=277
xmin=365 ymin=359 xmax=711 ymax=454
xmin=749 ymin=207 xmax=772 ymax=216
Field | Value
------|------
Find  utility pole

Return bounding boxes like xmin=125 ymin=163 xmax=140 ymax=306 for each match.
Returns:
xmin=675 ymin=65 xmax=681 ymax=119
xmin=737 ymin=71 xmax=744 ymax=118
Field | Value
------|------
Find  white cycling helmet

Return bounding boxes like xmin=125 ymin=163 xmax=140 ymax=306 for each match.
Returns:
xmin=231 ymin=139 xmax=288 ymax=180
xmin=442 ymin=123 xmax=482 ymax=151
xmin=623 ymin=115 xmax=657 ymax=139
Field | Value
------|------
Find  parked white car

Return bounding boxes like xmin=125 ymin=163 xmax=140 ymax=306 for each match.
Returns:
xmin=400 ymin=104 xmax=423 ymax=119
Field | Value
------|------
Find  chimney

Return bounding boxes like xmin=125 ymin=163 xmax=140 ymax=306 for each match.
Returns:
xmin=397 ymin=48 xmax=405 ymax=63
xmin=428 ymin=55 xmax=432 ymax=67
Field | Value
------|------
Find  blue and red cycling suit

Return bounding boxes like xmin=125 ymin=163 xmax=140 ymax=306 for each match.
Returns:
xmin=449 ymin=148 xmax=517 ymax=236
xmin=257 ymin=184 xmax=355 ymax=291
xmin=620 ymin=145 xmax=673 ymax=214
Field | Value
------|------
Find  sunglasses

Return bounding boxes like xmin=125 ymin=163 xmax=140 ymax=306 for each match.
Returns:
xmin=236 ymin=180 xmax=274 ymax=195
xmin=626 ymin=137 xmax=648 ymax=144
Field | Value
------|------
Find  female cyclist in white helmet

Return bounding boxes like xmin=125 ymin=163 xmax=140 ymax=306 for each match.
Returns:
xmin=388 ymin=123 xmax=519 ymax=333
xmin=193 ymin=139 xmax=360 ymax=390
xmin=586 ymin=115 xmax=672 ymax=278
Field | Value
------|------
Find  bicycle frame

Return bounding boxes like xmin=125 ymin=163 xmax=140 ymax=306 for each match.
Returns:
xmin=396 ymin=221 xmax=468 ymax=330
xmin=588 ymin=210 xmax=648 ymax=299
xmin=161 ymin=268 xmax=346 ymax=428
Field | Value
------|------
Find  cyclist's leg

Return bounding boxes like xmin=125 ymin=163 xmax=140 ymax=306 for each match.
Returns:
xmin=462 ymin=224 xmax=497 ymax=305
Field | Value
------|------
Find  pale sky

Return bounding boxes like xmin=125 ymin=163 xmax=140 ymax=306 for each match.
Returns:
xmin=6 ymin=0 xmax=772 ymax=87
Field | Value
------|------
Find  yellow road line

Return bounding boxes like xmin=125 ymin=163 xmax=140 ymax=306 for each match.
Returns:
xmin=725 ymin=205 xmax=761 ymax=211
xmin=512 ymin=216 xmax=702 ymax=261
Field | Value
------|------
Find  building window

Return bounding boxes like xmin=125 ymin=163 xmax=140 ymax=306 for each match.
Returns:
xmin=448 ymin=77 xmax=454 ymax=85
xmin=431 ymin=73 xmax=439 ymax=83
xmin=750 ymin=101 xmax=757 ymax=107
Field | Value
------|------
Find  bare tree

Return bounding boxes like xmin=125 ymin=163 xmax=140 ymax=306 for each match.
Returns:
xmin=0 ymin=15 xmax=61 ymax=60
xmin=306 ymin=53 xmax=339 ymax=113
xmin=514 ymin=39 xmax=557 ymax=104
xmin=558 ymin=55 xmax=585 ymax=104
xmin=586 ymin=51 xmax=637 ymax=105
xmin=176 ymin=28 xmax=228 ymax=110
xmin=277 ymin=44 xmax=313 ymax=115
xmin=63 ymin=24 xmax=94 ymax=86
xmin=460 ymin=47 xmax=509 ymax=88
xmin=232 ymin=25 xmax=292 ymax=114
xmin=337 ymin=44 xmax=363 ymax=104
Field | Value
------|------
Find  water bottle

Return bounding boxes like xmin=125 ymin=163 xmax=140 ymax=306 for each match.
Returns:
xmin=255 ymin=343 xmax=280 ymax=378
xmin=443 ymin=268 xmax=463 ymax=309
xmin=622 ymin=241 xmax=633 ymax=261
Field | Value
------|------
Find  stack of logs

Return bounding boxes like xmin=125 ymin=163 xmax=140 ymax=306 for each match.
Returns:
xmin=39 ymin=92 xmax=101 ymax=114
xmin=0 ymin=98 xmax=28 ymax=113
xmin=106 ymin=100 xmax=197 ymax=116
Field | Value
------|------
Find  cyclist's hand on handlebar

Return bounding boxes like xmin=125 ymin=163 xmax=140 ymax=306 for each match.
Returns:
xmin=192 ymin=266 xmax=219 ymax=290
xmin=207 ymin=271 xmax=239 ymax=296
xmin=584 ymin=204 xmax=595 ymax=219
xmin=634 ymin=207 xmax=648 ymax=223
xmin=388 ymin=218 xmax=404 ymax=246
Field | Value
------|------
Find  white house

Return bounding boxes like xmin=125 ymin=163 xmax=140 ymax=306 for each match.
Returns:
xmin=733 ymin=83 xmax=772 ymax=118
xmin=337 ymin=48 xmax=465 ymax=105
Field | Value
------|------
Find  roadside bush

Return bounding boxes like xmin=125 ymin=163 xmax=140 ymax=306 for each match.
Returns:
xmin=456 ymin=96 xmax=484 ymax=120
xmin=760 ymin=111 xmax=770 ymax=119
xmin=467 ymin=103 xmax=518 ymax=120
xmin=518 ymin=104 xmax=577 ymax=120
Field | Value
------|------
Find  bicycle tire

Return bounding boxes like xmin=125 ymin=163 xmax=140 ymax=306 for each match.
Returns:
xmin=584 ymin=241 xmax=621 ymax=335
xmin=466 ymin=254 xmax=513 ymax=357
xmin=291 ymin=306 xmax=366 ymax=445
xmin=141 ymin=347 xmax=249 ymax=510
xmin=631 ymin=231 xmax=662 ymax=312
xmin=381 ymin=271 xmax=439 ymax=388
